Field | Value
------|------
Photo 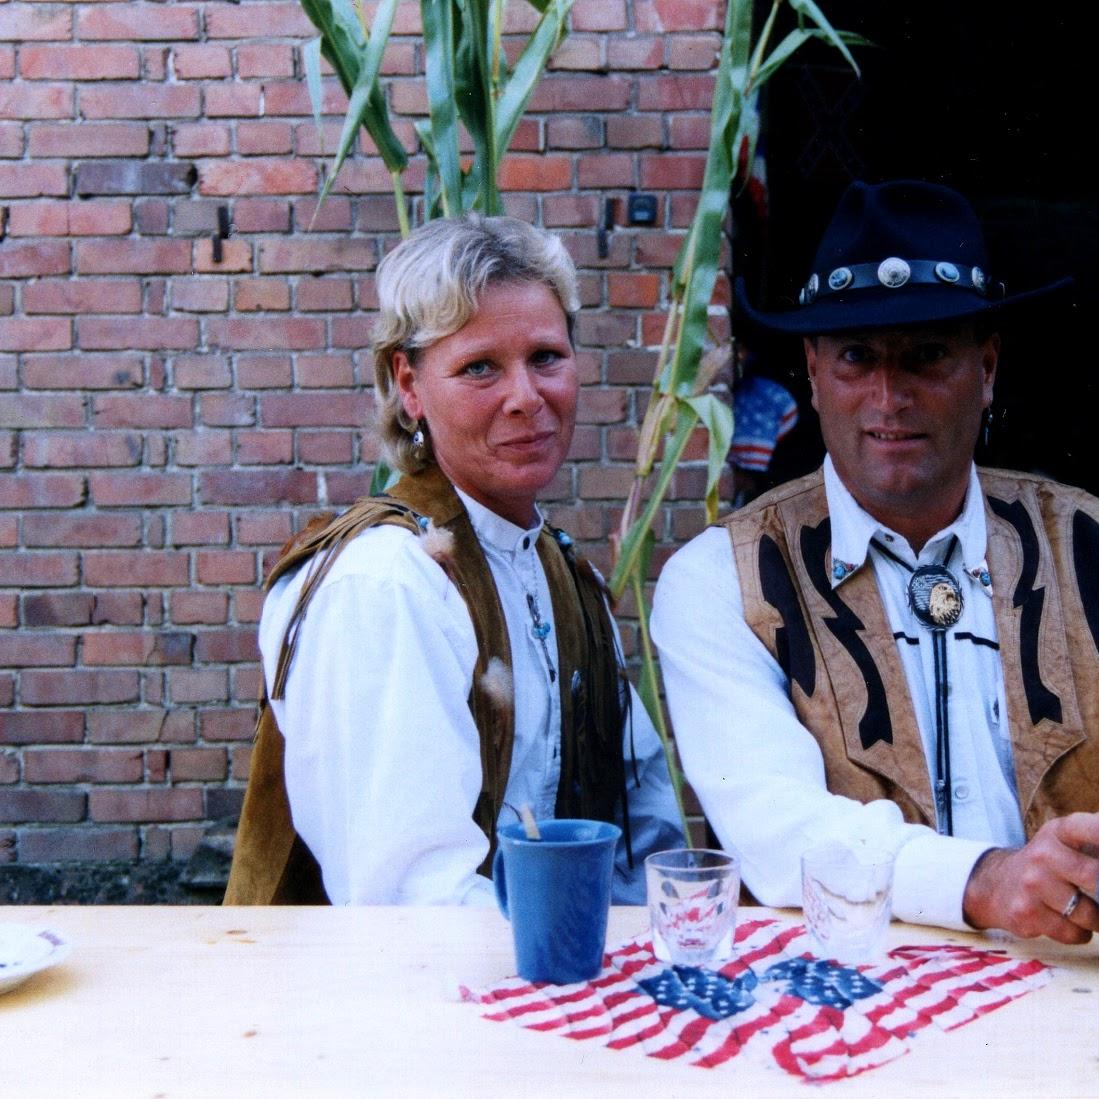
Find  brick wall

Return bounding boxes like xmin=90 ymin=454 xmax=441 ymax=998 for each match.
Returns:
xmin=0 ymin=0 xmax=729 ymax=874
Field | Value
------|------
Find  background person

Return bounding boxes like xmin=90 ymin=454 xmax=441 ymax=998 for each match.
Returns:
xmin=226 ymin=215 xmax=681 ymax=906
xmin=652 ymin=179 xmax=1099 ymax=943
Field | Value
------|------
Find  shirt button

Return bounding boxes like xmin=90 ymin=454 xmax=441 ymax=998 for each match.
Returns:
xmin=522 ymin=536 xmax=530 ymax=550
xmin=954 ymin=784 xmax=969 ymax=801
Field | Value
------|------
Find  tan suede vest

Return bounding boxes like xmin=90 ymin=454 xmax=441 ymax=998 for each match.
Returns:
xmin=224 ymin=466 xmax=626 ymax=905
xmin=725 ymin=466 xmax=1099 ymax=834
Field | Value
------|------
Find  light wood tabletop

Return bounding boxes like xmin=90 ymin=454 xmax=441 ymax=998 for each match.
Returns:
xmin=1 ymin=904 xmax=1095 ymax=1098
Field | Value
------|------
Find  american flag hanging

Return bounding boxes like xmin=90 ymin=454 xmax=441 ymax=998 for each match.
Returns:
xmin=461 ymin=917 xmax=1050 ymax=1083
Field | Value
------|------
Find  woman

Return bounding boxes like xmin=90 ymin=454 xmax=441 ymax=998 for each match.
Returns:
xmin=225 ymin=216 xmax=681 ymax=905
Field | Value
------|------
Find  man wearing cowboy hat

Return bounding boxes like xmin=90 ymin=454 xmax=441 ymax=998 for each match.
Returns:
xmin=652 ymin=179 xmax=1099 ymax=943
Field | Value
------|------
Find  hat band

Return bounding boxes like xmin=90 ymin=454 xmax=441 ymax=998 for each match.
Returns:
xmin=800 ymin=258 xmax=1003 ymax=305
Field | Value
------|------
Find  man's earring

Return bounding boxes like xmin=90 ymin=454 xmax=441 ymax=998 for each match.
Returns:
xmin=411 ymin=422 xmax=426 ymax=460
xmin=982 ymin=406 xmax=993 ymax=449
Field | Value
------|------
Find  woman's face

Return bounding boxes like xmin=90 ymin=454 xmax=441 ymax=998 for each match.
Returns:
xmin=394 ymin=280 xmax=578 ymax=528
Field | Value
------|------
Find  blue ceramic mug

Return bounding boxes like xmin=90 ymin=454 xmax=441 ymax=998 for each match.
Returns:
xmin=493 ymin=818 xmax=621 ymax=984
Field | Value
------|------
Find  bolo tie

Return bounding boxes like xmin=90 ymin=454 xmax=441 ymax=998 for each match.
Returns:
xmin=870 ymin=534 xmax=964 ymax=835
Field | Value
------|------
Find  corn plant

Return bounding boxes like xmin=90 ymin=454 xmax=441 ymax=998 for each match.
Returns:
xmin=608 ymin=0 xmax=865 ymax=833
xmin=299 ymin=0 xmax=572 ymax=224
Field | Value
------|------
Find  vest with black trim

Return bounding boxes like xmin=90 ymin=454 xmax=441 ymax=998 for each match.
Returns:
xmin=725 ymin=466 xmax=1099 ymax=834
xmin=224 ymin=465 xmax=627 ymax=905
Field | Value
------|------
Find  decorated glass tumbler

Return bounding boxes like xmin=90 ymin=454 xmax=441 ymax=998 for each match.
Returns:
xmin=645 ymin=848 xmax=740 ymax=966
xmin=493 ymin=818 xmax=621 ymax=985
xmin=801 ymin=842 xmax=895 ymax=964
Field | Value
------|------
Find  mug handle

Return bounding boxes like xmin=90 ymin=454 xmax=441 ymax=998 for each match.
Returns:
xmin=493 ymin=845 xmax=509 ymax=919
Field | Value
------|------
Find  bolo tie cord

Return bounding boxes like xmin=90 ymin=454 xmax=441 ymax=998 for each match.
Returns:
xmin=869 ymin=534 xmax=960 ymax=836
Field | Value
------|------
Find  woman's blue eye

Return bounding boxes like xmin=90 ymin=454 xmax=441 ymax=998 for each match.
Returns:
xmin=464 ymin=361 xmax=490 ymax=377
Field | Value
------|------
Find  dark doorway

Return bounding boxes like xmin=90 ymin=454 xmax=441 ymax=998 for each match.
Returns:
xmin=736 ymin=4 xmax=1098 ymax=494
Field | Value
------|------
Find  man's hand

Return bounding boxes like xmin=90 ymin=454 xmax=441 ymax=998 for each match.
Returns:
xmin=962 ymin=813 xmax=1099 ymax=943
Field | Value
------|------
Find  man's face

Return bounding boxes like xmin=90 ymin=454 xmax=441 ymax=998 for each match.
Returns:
xmin=805 ymin=323 xmax=999 ymax=544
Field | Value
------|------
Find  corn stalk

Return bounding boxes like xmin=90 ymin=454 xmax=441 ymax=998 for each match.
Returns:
xmin=609 ymin=0 xmax=866 ymax=834
xmin=300 ymin=0 xmax=571 ymax=224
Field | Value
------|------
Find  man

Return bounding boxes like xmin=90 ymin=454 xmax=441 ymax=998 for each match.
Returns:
xmin=651 ymin=179 xmax=1099 ymax=944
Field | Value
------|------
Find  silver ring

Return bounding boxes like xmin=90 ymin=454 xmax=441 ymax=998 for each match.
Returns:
xmin=1061 ymin=889 xmax=1082 ymax=920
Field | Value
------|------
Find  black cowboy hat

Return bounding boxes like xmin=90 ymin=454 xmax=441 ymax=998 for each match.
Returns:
xmin=735 ymin=179 xmax=1073 ymax=335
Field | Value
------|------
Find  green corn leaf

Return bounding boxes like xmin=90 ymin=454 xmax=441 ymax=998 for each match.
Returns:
xmin=495 ymin=0 xmax=572 ymax=156
xmin=453 ymin=0 xmax=498 ymax=213
xmin=787 ymin=0 xmax=862 ymax=75
xmin=300 ymin=0 xmax=365 ymax=91
xmin=422 ymin=0 xmax=464 ymax=216
xmin=686 ymin=393 xmax=735 ymax=523
xmin=303 ymin=37 xmax=326 ymax=152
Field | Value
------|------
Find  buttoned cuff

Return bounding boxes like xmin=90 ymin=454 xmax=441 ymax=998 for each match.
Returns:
xmin=893 ymin=832 xmax=995 ymax=930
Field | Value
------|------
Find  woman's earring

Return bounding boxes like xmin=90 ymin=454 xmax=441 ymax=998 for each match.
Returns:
xmin=411 ymin=423 xmax=426 ymax=460
xmin=982 ymin=406 xmax=993 ymax=449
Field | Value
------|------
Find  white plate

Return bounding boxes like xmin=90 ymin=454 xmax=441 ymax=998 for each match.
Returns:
xmin=0 ymin=924 xmax=72 ymax=995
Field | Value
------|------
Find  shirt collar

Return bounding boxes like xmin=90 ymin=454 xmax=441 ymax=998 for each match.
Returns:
xmin=454 ymin=487 xmax=544 ymax=556
xmin=823 ymin=456 xmax=992 ymax=597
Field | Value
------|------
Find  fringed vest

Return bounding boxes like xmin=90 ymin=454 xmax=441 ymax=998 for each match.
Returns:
xmin=224 ymin=466 xmax=627 ymax=905
xmin=725 ymin=467 xmax=1099 ymax=833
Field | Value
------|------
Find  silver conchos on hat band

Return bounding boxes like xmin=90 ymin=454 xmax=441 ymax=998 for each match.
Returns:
xmin=799 ymin=272 xmax=820 ymax=305
xmin=971 ymin=266 xmax=987 ymax=291
xmin=908 ymin=564 xmax=964 ymax=630
xmin=877 ymin=257 xmax=911 ymax=288
xmin=934 ymin=261 xmax=960 ymax=283
xmin=828 ymin=266 xmax=853 ymax=291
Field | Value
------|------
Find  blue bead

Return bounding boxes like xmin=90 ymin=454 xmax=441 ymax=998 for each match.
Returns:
xmin=832 ymin=562 xmax=847 ymax=580
xmin=980 ymin=570 xmax=991 ymax=586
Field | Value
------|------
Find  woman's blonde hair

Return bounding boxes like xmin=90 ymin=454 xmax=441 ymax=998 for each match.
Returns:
xmin=372 ymin=214 xmax=579 ymax=473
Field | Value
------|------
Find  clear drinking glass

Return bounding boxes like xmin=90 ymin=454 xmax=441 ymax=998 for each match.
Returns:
xmin=801 ymin=843 xmax=894 ymax=963
xmin=645 ymin=848 xmax=740 ymax=966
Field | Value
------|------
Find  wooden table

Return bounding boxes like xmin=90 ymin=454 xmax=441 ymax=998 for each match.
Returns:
xmin=1 ymin=905 xmax=1095 ymax=1097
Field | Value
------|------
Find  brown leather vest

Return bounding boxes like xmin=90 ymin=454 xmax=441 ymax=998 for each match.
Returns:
xmin=224 ymin=466 xmax=626 ymax=905
xmin=725 ymin=466 xmax=1099 ymax=835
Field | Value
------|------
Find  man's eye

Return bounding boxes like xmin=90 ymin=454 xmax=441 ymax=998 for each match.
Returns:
xmin=839 ymin=346 xmax=870 ymax=364
xmin=532 ymin=349 xmax=562 ymax=367
xmin=915 ymin=344 xmax=949 ymax=364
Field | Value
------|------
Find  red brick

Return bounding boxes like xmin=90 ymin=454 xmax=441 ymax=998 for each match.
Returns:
xmin=571 ymin=0 xmax=627 ymax=31
xmin=169 ymin=511 xmax=229 ymax=547
xmin=0 ymin=790 xmax=85 ymax=824
xmin=170 ymin=747 xmax=228 ymax=782
xmin=22 ymin=668 xmax=139 ymax=705
xmin=26 ymin=514 xmax=142 ymax=551
xmin=0 ymin=710 xmax=84 ymax=745
xmin=142 ymin=45 xmax=170 ymax=81
xmin=206 ymin=83 xmax=262 ymax=118
xmin=235 ymin=512 xmax=292 ymax=546
xmin=23 ymin=432 xmax=141 ymax=469
xmin=205 ymin=2 xmax=314 ymax=38
xmin=0 ymin=593 xmax=16 ymax=625
xmin=237 ymin=120 xmax=293 ymax=155
xmin=668 ymin=115 xmax=711 ymax=149
xmin=0 ymin=634 xmax=75 ymax=667
xmin=21 ymin=44 xmax=141 ymax=80
xmin=87 ymin=709 xmax=179 ymax=745
xmin=637 ymin=74 xmax=716 ymax=111
xmin=168 ymin=667 xmax=227 ymax=704
xmin=0 ymin=473 xmax=85 ymax=509
xmin=0 ymin=240 xmax=70 ymax=278
xmin=91 ymin=592 xmax=145 ymax=627
xmin=208 ymin=316 xmax=324 ymax=351
xmin=90 ymin=394 xmax=191 ymax=429
xmin=173 ymin=430 xmax=232 ymax=467
xmin=76 ymin=5 xmax=200 ymax=41
xmin=0 ymin=393 xmax=84 ymax=428
xmin=635 ymin=230 xmax=687 ymax=267
xmin=80 ymin=83 xmax=200 ymax=120
xmin=25 ymin=748 xmax=144 ymax=784
xmin=233 ymin=198 xmax=290 ymax=232
xmin=259 ymin=392 xmax=370 ymax=427
xmin=199 ymin=469 xmax=318 ymax=506
xmin=529 ymin=76 xmax=630 ymax=112
xmin=199 ymin=159 xmax=317 ymax=197
xmin=90 ymin=788 xmax=203 ymax=823
xmin=21 ymin=592 xmax=93 ymax=627
xmin=0 ymin=752 xmax=18 ymax=784
xmin=607 ymin=114 xmax=664 ymax=149
xmin=173 ymin=44 xmax=231 ymax=80
xmin=609 ymin=272 xmax=663 ymax=308
xmin=199 ymin=393 xmax=255 ymax=427
xmin=88 ymin=472 xmax=192 ymax=507
xmin=24 ymin=352 xmax=142 ymax=390
xmin=578 ymin=153 xmax=635 ymax=188
xmin=236 ymin=430 xmax=292 ymax=465
xmin=237 ymin=43 xmax=295 ymax=79
xmin=498 ymin=156 xmax=572 ymax=191
xmin=195 ymin=551 xmax=256 ymax=586
xmin=0 ymin=121 xmax=22 ymax=157
xmin=172 ymin=122 xmax=231 ymax=157
xmin=234 ymin=279 xmax=291 ymax=312
xmin=233 ymin=590 xmax=265 ymax=625
xmin=24 ymin=279 xmax=142 ymax=315
xmin=0 ymin=46 xmax=11 ymax=79
xmin=607 ymin=35 xmax=664 ymax=70
xmin=235 ymin=355 xmax=291 ymax=389
xmin=546 ymin=116 xmax=602 ymax=150
xmin=668 ymin=33 xmax=722 ymax=70
xmin=186 ymin=241 xmax=248 ymax=279
xmin=171 ymin=355 xmax=229 ymax=390
xmin=636 ymin=0 xmax=722 ymax=32
xmin=79 ymin=316 xmax=198 ymax=351
xmin=171 ymin=278 xmax=231 ymax=314
xmin=19 ymin=827 xmax=138 ymax=861
xmin=549 ymin=36 xmax=604 ymax=71
xmin=0 ymin=162 xmax=68 ymax=196
xmin=257 ymin=238 xmax=376 ymax=273
xmin=83 ymin=630 xmax=192 ymax=666
xmin=0 ymin=7 xmax=71 ymax=42
xmin=84 ymin=551 xmax=189 ymax=588
xmin=76 ymin=239 xmax=191 ymax=275
xmin=0 ymin=85 xmax=72 ymax=122
xmin=29 ymin=122 xmax=149 ymax=158
xmin=170 ymin=590 xmax=228 ymax=625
